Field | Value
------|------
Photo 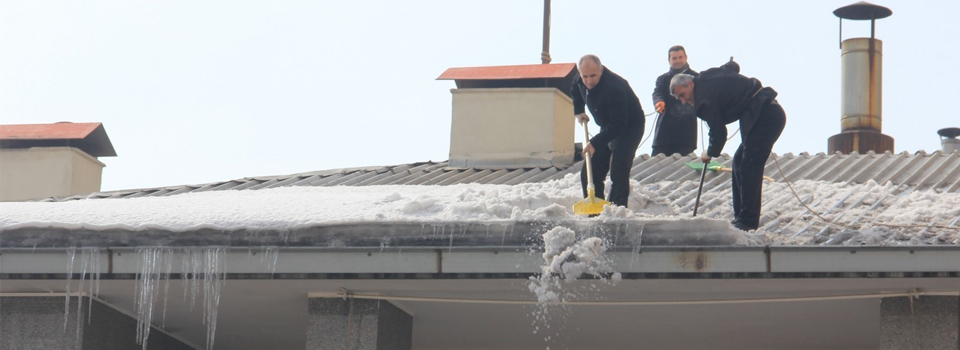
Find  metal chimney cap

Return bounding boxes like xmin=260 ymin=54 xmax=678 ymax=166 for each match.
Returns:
xmin=938 ymin=127 xmax=960 ymax=139
xmin=834 ymin=2 xmax=892 ymax=20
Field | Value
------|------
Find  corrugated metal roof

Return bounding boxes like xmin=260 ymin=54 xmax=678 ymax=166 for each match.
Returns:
xmin=437 ymin=63 xmax=577 ymax=81
xmin=52 ymin=151 xmax=960 ymax=202
xmin=0 ymin=122 xmax=117 ymax=157
xmin=33 ymin=150 xmax=960 ymax=244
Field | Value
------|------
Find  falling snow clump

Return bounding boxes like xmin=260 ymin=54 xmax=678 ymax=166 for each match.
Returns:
xmin=528 ymin=226 xmax=621 ymax=304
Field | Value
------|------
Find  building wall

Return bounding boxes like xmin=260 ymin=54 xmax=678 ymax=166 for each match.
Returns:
xmin=0 ymin=147 xmax=104 ymax=201
xmin=0 ymin=296 xmax=198 ymax=350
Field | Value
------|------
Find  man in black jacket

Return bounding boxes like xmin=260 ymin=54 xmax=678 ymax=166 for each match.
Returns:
xmin=651 ymin=45 xmax=698 ymax=156
xmin=669 ymin=63 xmax=786 ymax=231
xmin=571 ymin=54 xmax=645 ymax=208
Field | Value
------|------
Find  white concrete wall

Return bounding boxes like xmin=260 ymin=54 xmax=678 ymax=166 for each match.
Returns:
xmin=0 ymin=147 xmax=104 ymax=201
xmin=449 ymin=88 xmax=574 ymax=168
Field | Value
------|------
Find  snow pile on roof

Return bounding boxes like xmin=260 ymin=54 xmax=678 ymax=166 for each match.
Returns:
xmin=1 ymin=174 xmax=958 ymax=246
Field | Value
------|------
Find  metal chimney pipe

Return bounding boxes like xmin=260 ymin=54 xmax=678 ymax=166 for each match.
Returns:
xmin=541 ymin=0 xmax=551 ymax=64
xmin=828 ymin=2 xmax=895 ymax=154
xmin=940 ymin=127 xmax=960 ymax=154
xmin=839 ymin=38 xmax=883 ymax=134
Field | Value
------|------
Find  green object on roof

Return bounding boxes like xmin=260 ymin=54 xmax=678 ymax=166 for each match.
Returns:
xmin=685 ymin=161 xmax=723 ymax=172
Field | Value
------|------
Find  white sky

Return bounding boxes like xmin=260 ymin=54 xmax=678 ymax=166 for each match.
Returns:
xmin=2 ymin=1 xmax=958 ymax=191
xmin=2 ymin=175 xmax=958 ymax=245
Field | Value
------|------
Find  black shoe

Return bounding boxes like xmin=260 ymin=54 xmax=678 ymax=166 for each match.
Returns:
xmin=733 ymin=221 xmax=757 ymax=231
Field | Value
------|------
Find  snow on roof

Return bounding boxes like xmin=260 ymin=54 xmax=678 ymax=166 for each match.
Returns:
xmin=2 ymin=174 xmax=958 ymax=246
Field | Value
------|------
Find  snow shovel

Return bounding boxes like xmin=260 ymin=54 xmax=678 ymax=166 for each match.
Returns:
xmin=573 ymin=120 xmax=610 ymax=216
xmin=685 ymin=161 xmax=775 ymax=182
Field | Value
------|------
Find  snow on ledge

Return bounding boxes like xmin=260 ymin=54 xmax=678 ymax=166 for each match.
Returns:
xmin=1 ymin=174 xmax=958 ymax=246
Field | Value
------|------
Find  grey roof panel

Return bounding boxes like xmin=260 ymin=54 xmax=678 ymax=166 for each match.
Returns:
xmin=231 ymin=179 xmax=266 ymax=191
xmin=209 ymin=181 xmax=245 ymax=192
xmin=291 ymin=175 xmax=323 ymax=186
xmin=164 ymin=186 xmax=198 ymax=196
xmin=423 ymin=169 xmax=467 ymax=186
xmin=524 ymin=167 xmax=563 ymax=183
xmin=502 ymin=168 xmax=548 ymax=185
xmin=268 ymin=176 xmax=307 ymax=189
xmin=42 ymin=151 xmax=960 ymax=203
xmin=245 ymin=179 xmax=282 ymax=191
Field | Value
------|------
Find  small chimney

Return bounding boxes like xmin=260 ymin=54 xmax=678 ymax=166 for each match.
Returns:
xmin=940 ymin=127 xmax=960 ymax=154
xmin=828 ymin=2 xmax=895 ymax=154
xmin=0 ymin=122 xmax=116 ymax=201
xmin=437 ymin=63 xmax=578 ymax=168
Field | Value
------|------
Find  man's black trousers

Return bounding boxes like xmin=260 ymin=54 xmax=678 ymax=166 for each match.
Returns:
xmin=580 ymin=129 xmax=643 ymax=208
xmin=731 ymin=101 xmax=786 ymax=229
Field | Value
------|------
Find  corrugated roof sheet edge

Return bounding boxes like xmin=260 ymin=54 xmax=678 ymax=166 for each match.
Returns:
xmin=30 ymin=151 xmax=960 ymax=202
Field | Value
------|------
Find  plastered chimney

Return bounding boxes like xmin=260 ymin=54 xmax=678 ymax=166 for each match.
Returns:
xmin=438 ymin=63 xmax=578 ymax=168
xmin=0 ymin=122 xmax=116 ymax=201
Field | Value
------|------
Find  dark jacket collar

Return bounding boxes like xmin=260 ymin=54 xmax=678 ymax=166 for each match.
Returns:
xmin=669 ymin=63 xmax=691 ymax=75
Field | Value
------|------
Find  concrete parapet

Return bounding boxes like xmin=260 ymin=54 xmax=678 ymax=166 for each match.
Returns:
xmin=307 ymin=298 xmax=412 ymax=350
xmin=880 ymin=295 xmax=959 ymax=350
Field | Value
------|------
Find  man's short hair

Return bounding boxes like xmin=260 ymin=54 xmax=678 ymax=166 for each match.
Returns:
xmin=669 ymin=73 xmax=695 ymax=96
xmin=579 ymin=54 xmax=601 ymax=68
xmin=668 ymin=45 xmax=686 ymax=58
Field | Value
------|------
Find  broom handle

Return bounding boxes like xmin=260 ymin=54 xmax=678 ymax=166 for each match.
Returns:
xmin=581 ymin=120 xmax=595 ymax=191
xmin=693 ymin=160 xmax=708 ymax=216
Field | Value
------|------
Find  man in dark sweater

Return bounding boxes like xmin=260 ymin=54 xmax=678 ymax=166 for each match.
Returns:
xmin=651 ymin=45 xmax=698 ymax=156
xmin=571 ymin=54 xmax=645 ymax=208
xmin=669 ymin=63 xmax=786 ymax=231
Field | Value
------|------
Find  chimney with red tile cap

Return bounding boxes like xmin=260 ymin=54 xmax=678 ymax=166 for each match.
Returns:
xmin=0 ymin=122 xmax=116 ymax=201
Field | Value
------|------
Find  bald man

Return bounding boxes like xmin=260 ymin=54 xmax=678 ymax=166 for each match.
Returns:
xmin=571 ymin=54 xmax=645 ymax=209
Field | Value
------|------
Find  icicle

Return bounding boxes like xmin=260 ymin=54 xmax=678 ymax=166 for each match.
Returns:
xmin=76 ymin=250 xmax=90 ymax=342
xmin=190 ymin=249 xmax=201 ymax=311
xmin=161 ymin=249 xmax=173 ymax=328
xmin=135 ymin=248 xmax=163 ymax=350
xmin=63 ymin=248 xmax=76 ymax=332
xmin=501 ymin=225 xmax=508 ymax=246
xmin=269 ymin=247 xmax=279 ymax=275
xmin=149 ymin=249 xmax=162 ymax=331
xmin=181 ymin=249 xmax=190 ymax=303
xmin=135 ymin=249 xmax=147 ymax=349
xmin=126 ymin=247 xmax=228 ymax=350
xmin=201 ymin=248 xmax=225 ymax=350
xmin=88 ymin=248 xmax=101 ymax=324
xmin=448 ymin=230 xmax=454 ymax=253
xmin=134 ymin=249 xmax=144 ymax=346
xmin=259 ymin=247 xmax=279 ymax=275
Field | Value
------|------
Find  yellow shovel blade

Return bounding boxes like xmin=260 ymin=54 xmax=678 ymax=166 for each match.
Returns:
xmin=572 ymin=188 xmax=610 ymax=215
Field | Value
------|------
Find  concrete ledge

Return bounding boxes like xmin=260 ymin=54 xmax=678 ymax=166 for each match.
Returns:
xmin=0 ymin=219 xmax=742 ymax=249
xmin=2 ymin=246 xmax=959 ymax=277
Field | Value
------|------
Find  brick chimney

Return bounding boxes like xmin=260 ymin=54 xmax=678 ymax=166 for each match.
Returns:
xmin=0 ymin=122 xmax=116 ymax=201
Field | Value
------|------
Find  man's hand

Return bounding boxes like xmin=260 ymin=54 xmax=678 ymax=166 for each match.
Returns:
xmin=700 ymin=151 xmax=711 ymax=163
xmin=655 ymin=101 xmax=665 ymax=113
xmin=583 ymin=142 xmax=595 ymax=157
xmin=576 ymin=113 xmax=590 ymax=124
